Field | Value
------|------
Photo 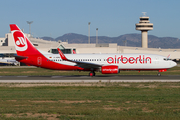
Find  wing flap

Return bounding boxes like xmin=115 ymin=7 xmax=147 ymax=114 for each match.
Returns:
xmin=74 ymin=61 xmax=102 ymax=69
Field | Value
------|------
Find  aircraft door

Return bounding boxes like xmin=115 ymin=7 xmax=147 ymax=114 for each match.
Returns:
xmin=37 ymin=57 xmax=42 ymax=65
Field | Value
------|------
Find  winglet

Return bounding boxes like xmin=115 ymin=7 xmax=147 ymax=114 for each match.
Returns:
xmin=57 ymin=48 xmax=68 ymax=61
xmin=73 ymin=50 xmax=76 ymax=54
xmin=167 ymin=54 xmax=171 ymax=59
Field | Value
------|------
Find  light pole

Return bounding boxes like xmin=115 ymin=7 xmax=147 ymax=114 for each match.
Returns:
xmin=88 ymin=22 xmax=91 ymax=44
xmin=96 ymin=28 xmax=98 ymax=44
xmin=123 ymin=40 xmax=127 ymax=46
xmin=27 ymin=21 xmax=33 ymax=36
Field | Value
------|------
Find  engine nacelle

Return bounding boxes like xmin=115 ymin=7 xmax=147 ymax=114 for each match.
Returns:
xmin=101 ymin=65 xmax=119 ymax=74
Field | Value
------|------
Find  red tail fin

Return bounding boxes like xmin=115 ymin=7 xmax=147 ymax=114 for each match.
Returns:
xmin=10 ymin=24 xmax=41 ymax=56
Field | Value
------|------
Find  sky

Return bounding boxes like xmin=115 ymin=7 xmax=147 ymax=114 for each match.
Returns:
xmin=0 ymin=0 xmax=180 ymax=38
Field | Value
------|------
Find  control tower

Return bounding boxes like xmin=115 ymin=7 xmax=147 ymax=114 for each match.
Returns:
xmin=136 ymin=12 xmax=153 ymax=48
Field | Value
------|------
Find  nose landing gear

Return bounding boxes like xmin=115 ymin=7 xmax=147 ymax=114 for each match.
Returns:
xmin=157 ymin=72 xmax=161 ymax=76
xmin=157 ymin=69 xmax=167 ymax=76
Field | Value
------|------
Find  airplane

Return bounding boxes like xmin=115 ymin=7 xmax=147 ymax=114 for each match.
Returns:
xmin=10 ymin=24 xmax=177 ymax=76
xmin=0 ymin=58 xmax=18 ymax=66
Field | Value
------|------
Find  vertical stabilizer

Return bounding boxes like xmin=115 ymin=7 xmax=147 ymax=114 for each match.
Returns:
xmin=10 ymin=24 xmax=41 ymax=56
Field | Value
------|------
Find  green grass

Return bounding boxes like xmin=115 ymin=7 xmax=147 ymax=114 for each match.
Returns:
xmin=0 ymin=83 xmax=180 ymax=119
xmin=0 ymin=66 xmax=179 ymax=76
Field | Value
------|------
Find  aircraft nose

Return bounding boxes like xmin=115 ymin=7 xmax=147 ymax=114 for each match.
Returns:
xmin=171 ymin=61 xmax=177 ymax=67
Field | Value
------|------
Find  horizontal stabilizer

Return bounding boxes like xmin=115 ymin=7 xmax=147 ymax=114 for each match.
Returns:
xmin=13 ymin=55 xmax=27 ymax=61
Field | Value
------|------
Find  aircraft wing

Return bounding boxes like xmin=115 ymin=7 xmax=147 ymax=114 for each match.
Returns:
xmin=73 ymin=61 xmax=102 ymax=69
xmin=57 ymin=48 xmax=102 ymax=69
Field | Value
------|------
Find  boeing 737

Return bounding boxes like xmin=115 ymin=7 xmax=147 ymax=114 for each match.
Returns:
xmin=10 ymin=24 xmax=177 ymax=76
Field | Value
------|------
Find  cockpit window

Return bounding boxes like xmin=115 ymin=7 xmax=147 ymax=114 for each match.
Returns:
xmin=163 ymin=58 xmax=171 ymax=61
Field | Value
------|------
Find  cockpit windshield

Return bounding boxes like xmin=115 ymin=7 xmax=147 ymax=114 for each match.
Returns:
xmin=163 ymin=58 xmax=171 ymax=61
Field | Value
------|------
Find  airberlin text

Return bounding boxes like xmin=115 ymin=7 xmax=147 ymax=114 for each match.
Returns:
xmin=107 ymin=55 xmax=151 ymax=64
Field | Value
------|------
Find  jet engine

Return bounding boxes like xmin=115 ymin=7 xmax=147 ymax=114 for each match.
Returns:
xmin=101 ymin=65 xmax=119 ymax=74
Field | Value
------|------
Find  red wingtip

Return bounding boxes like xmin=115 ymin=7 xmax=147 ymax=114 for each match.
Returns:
xmin=10 ymin=24 xmax=21 ymax=31
xmin=57 ymin=48 xmax=68 ymax=61
xmin=73 ymin=50 xmax=76 ymax=54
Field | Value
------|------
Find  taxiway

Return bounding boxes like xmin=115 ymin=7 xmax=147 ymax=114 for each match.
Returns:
xmin=0 ymin=75 xmax=180 ymax=83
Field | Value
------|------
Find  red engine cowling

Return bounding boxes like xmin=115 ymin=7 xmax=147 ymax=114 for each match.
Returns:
xmin=101 ymin=65 xmax=119 ymax=74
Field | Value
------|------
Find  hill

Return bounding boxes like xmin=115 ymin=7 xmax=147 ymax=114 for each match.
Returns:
xmin=41 ymin=33 xmax=180 ymax=49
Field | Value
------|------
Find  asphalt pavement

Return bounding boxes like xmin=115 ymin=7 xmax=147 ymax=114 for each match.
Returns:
xmin=0 ymin=75 xmax=180 ymax=83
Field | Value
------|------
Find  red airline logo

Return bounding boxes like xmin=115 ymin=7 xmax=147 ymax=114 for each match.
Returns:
xmin=14 ymin=31 xmax=26 ymax=47
xmin=13 ymin=31 xmax=28 ymax=51
xmin=107 ymin=55 xmax=151 ymax=64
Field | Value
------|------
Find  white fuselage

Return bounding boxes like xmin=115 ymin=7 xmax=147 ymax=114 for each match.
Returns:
xmin=43 ymin=53 xmax=177 ymax=70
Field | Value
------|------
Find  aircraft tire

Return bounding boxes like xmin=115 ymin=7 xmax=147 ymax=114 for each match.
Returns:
xmin=89 ymin=71 xmax=95 ymax=77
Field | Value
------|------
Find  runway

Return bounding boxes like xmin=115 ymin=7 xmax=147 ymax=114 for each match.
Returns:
xmin=0 ymin=75 xmax=180 ymax=83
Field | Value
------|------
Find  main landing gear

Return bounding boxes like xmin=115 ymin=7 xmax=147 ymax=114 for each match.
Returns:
xmin=89 ymin=71 xmax=96 ymax=77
